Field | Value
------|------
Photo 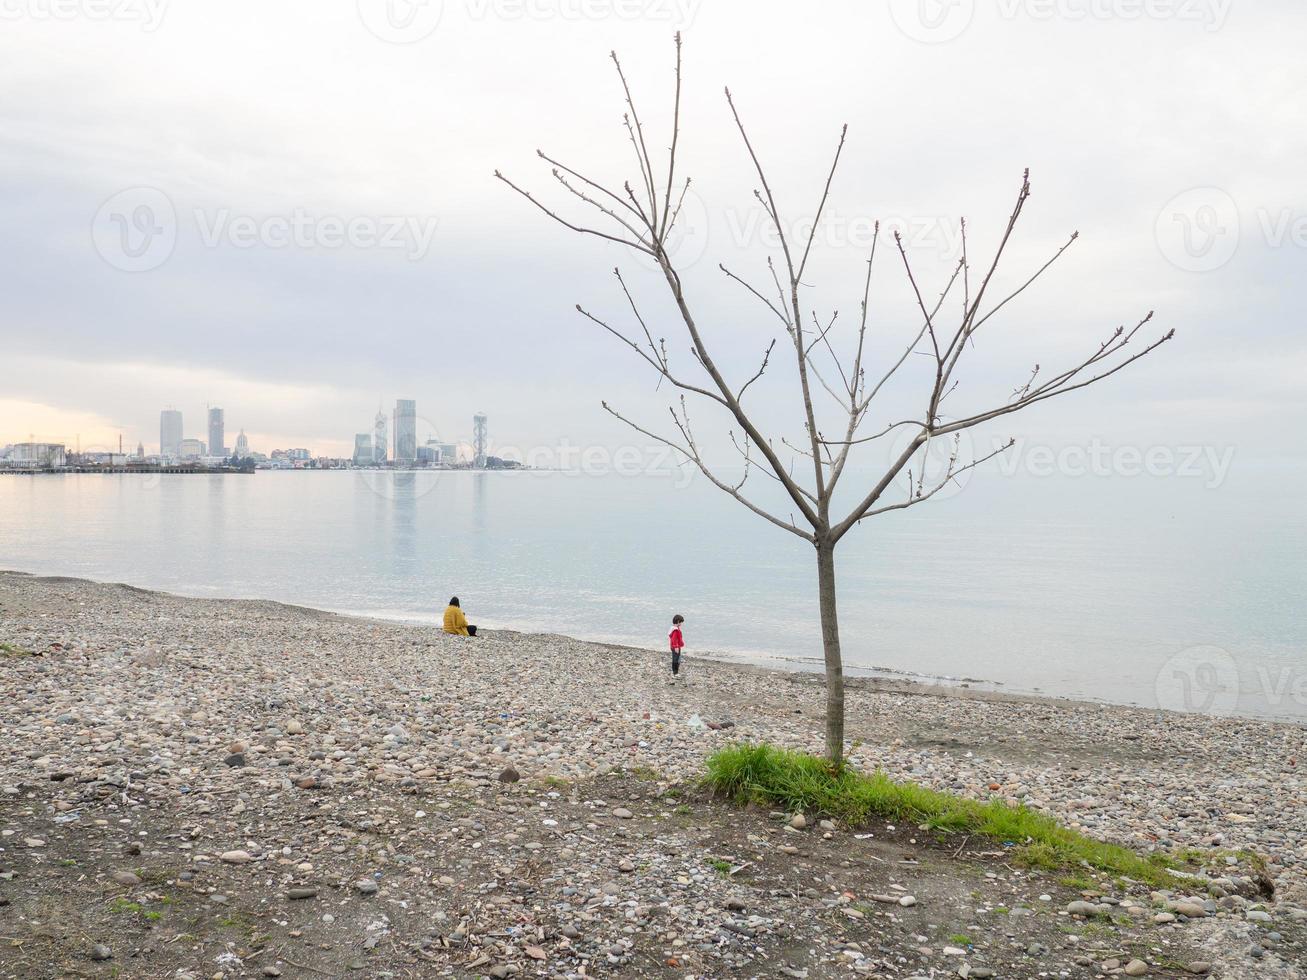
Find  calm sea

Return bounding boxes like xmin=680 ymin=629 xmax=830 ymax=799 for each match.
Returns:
xmin=1 ymin=466 xmax=1302 ymax=721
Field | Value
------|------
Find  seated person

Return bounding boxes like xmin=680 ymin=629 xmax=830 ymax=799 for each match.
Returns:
xmin=442 ymin=596 xmax=477 ymax=636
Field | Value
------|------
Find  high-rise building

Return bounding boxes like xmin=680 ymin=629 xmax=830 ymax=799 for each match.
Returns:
xmin=235 ymin=430 xmax=249 ymax=458
xmin=473 ymin=413 xmax=488 ymax=469
xmin=135 ymin=442 xmax=145 ymax=459
xmin=160 ymin=409 xmax=183 ymax=459
xmin=179 ymin=438 xmax=205 ymax=459
xmin=394 ymin=399 xmax=416 ymax=464
xmin=353 ymin=434 xmax=373 ymax=465
xmin=419 ymin=438 xmax=459 ymax=466
xmin=207 ymin=407 xmax=225 ymax=458
xmin=373 ymin=408 xmax=388 ymax=464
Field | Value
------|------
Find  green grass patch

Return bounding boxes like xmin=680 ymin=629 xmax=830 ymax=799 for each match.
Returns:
xmin=0 ymin=642 xmax=35 ymax=658
xmin=703 ymin=742 xmax=1178 ymax=887
xmin=706 ymin=858 xmax=732 ymax=875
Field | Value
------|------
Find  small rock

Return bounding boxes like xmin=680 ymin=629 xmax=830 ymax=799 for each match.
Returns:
xmin=223 ymin=753 xmax=246 ymax=768
xmin=789 ymin=813 xmax=807 ymax=830
xmin=1065 ymin=900 xmax=1101 ymax=917
xmin=111 ymin=871 xmax=141 ymax=887
xmin=355 ymin=879 xmax=379 ymax=895
xmin=219 ymin=850 xmax=253 ymax=864
xmin=898 ymin=895 xmax=916 ymax=907
xmin=90 ymin=945 xmax=113 ymax=962
xmin=287 ymin=887 xmax=319 ymax=900
xmin=1124 ymin=959 xmax=1149 ymax=976
xmin=498 ymin=766 xmax=520 ymax=784
xmin=612 ymin=807 xmax=634 ymax=820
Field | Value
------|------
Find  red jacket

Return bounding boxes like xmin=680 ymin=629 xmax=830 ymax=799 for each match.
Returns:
xmin=669 ymin=626 xmax=684 ymax=651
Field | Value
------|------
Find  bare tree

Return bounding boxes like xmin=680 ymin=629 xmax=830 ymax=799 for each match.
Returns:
xmin=497 ymin=36 xmax=1173 ymax=766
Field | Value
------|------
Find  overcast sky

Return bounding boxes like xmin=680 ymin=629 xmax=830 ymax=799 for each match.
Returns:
xmin=2 ymin=0 xmax=1303 ymax=476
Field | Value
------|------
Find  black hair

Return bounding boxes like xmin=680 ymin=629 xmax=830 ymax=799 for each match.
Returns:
xmin=672 ymin=614 xmax=684 ymax=624
xmin=449 ymin=597 xmax=460 ymax=607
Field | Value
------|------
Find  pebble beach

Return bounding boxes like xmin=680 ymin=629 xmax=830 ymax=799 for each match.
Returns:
xmin=1 ymin=569 xmax=1305 ymax=979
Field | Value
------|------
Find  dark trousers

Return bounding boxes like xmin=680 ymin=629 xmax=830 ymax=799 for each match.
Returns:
xmin=671 ymin=648 xmax=681 ymax=675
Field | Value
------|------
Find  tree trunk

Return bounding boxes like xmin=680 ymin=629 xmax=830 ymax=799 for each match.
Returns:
xmin=815 ymin=536 xmax=845 ymax=767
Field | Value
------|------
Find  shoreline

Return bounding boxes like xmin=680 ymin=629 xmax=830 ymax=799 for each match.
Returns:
xmin=3 ymin=566 xmax=1285 ymax=726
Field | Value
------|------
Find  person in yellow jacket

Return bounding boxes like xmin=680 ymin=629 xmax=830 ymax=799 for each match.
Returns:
xmin=442 ymin=596 xmax=477 ymax=636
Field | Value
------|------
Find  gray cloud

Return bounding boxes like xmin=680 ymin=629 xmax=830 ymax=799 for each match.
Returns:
xmin=1 ymin=0 xmax=1303 ymax=465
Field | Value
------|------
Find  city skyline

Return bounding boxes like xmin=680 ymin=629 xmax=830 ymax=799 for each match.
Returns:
xmin=1 ymin=394 xmax=486 ymax=462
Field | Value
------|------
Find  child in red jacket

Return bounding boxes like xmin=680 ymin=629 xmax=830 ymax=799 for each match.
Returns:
xmin=668 ymin=614 xmax=685 ymax=679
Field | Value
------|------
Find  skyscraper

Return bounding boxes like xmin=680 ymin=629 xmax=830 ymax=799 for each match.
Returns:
xmin=373 ymin=408 xmax=388 ymax=464
xmin=394 ymin=399 xmax=416 ymax=464
xmin=234 ymin=430 xmax=249 ymax=458
xmin=207 ymin=407 xmax=225 ymax=458
xmin=160 ymin=409 xmax=183 ymax=459
xmin=473 ymin=413 xmax=488 ymax=469
xmin=353 ymin=433 xmax=373 ymax=466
